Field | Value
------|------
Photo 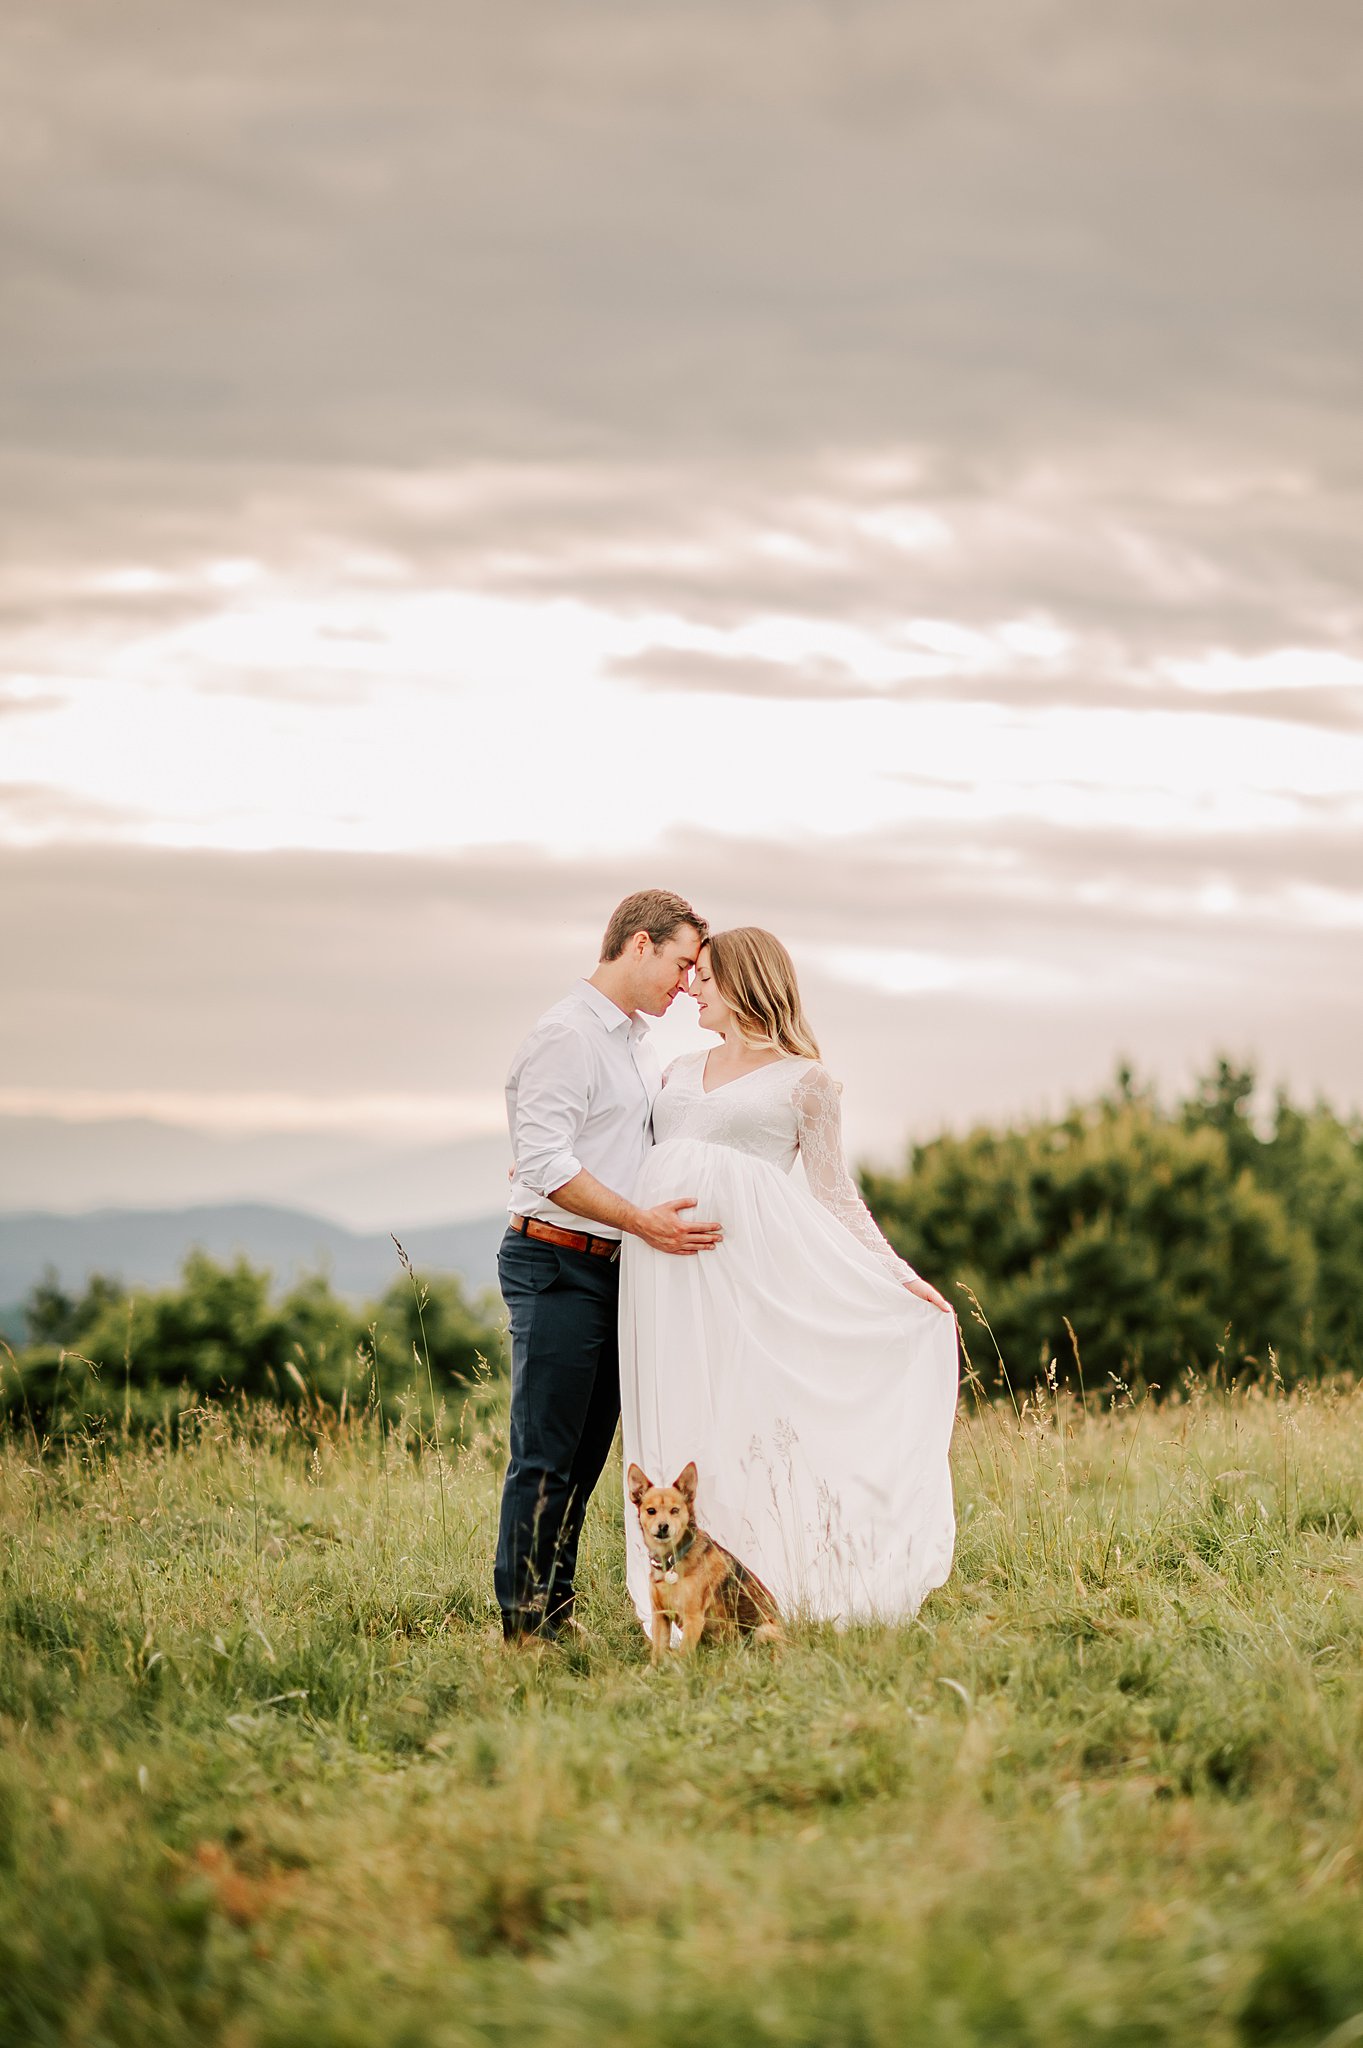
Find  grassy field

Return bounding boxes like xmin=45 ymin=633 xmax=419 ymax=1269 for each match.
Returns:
xmin=3 ymin=1357 xmax=1363 ymax=2047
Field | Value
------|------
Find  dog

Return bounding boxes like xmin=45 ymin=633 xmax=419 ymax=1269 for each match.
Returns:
xmin=627 ymin=1460 xmax=783 ymax=1662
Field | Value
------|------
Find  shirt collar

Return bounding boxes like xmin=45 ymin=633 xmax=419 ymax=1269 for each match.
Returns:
xmin=576 ymin=978 xmax=636 ymax=1035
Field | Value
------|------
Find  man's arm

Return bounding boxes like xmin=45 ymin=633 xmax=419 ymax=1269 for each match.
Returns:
xmin=511 ymin=1024 xmax=592 ymax=1201
xmin=547 ymin=1168 xmax=722 ymax=1257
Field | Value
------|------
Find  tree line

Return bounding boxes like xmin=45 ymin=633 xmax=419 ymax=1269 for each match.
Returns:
xmin=862 ymin=1058 xmax=1362 ymax=1395
xmin=3 ymin=1055 xmax=1359 ymax=1434
xmin=2 ymin=1252 xmax=506 ymax=1436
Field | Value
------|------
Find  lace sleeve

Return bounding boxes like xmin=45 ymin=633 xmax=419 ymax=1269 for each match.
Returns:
xmin=792 ymin=1064 xmax=919 ymax=1285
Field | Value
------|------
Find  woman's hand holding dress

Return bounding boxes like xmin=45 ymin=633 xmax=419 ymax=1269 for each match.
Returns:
xmin=791 ymin=1065 xmax=953 ymax=1313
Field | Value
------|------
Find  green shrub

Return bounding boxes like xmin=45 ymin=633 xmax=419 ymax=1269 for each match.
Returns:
xmin=1 ymin=1252 xmax=506 ymax=1434
xmin=862 ymin=1058 xmax=1357 ymax=1393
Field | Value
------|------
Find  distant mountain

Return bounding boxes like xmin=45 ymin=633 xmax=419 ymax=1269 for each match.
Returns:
xmin=0 ymin=1203 xmax=507 ymax=1339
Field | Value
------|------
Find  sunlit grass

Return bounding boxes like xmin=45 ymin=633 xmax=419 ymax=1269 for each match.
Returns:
xmin=3 ymin=1368 xmax=1363 ymax=2045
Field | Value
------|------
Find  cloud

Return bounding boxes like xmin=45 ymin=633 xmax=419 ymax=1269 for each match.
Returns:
xmin=0 ymin=686 xmax=66 ymax=718
xmin=0 ymin=782 xmax=148 ymax=840
xmin=5 ymin=441 xmax=1355 ymax=731
xmin=3 ymin=826 xmax=1359 ymax=1117
xmin=612 ymin=645 xmax=1363 ymax=733
xmin=3 ymin=0 xmax=1361 ymax=477
xmin=0 ymin=1113 xmax=511 ymax=1229
xmin=0 ymin=1085 xmax=504 ymax=1141
xmin=616 ymin=652 xmax=865 ymax=701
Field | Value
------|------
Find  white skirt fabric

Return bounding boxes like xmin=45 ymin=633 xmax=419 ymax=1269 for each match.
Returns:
xmin=619 ymin=1136 xmax=959 ymax=1630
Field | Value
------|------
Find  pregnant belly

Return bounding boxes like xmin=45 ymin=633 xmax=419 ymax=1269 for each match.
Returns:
xmin=636 ymin=1136 xmax=788 ymax=1209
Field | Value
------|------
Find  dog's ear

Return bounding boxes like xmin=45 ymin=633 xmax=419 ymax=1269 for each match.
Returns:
xmin=672 ymin=1461 xmax=698 ymax=1503
xmin=627 ymin=1463 xmax=651 ymax=1505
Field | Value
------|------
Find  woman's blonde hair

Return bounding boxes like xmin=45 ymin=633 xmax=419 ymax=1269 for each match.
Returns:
xmin=704 ymin=927 xmax=821 ymax=1060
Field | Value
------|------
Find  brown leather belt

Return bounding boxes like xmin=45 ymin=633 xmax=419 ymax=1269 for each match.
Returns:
xmin=510 ymin=1214 xmax=622 ymax=1263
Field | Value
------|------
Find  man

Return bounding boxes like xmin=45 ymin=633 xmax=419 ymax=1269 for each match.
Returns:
xmin=494 ymin=887 xmax=722 ymax=1641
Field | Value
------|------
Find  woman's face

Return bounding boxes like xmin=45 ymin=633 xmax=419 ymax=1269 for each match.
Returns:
xmin=692 ymin=947 xmax=734 ymax=1033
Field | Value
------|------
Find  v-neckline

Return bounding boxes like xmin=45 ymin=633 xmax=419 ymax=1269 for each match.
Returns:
xmin=699 ymin=1049 xmax=793 ymax=1096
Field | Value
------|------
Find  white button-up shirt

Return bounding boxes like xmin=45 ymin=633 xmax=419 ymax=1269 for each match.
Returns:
xmin=505 ymin=980 xmax=661 ymax=1238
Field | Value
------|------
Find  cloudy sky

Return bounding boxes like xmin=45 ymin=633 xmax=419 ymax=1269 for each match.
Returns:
xmin=3 ymin=0 xmax=1361 ymax=1230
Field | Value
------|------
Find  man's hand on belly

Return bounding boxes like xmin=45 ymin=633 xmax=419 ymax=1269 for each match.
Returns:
xmin=634 ymin=1197 xmax=723 ymax=1256
xmin=547 ymin=1169 xmax=723 ymax=1257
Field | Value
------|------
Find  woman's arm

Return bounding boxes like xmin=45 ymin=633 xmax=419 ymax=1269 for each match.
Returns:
xmin=793 ymin=1065 xmax=952 ymax=1313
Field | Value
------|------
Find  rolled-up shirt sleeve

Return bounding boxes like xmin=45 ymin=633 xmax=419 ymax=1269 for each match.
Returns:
xmin=510 ymin=1024 xmax=593 ymax=1197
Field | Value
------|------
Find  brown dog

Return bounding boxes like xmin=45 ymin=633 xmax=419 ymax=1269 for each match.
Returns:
xmin=628 ymin=1461 xmax=783 ymax=1662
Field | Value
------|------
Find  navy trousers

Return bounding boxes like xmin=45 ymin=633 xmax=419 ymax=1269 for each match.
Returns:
xmin=493 ymin=1227 xmax=622 ymax=1636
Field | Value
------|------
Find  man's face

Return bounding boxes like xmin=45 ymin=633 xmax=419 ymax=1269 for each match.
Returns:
xmin=633 ymin=925 xmax=703 ymax=1016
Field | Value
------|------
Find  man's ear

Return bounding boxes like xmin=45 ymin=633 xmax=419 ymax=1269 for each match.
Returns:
xmin=627 ymin=1464 xmax=651 ymax=1505
xmin=673 ymin=1461 xmax=698 ymax=1503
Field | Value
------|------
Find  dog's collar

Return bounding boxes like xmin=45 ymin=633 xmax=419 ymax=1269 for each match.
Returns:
xmin=648 ymin=1527 xmax=696 ymax=1577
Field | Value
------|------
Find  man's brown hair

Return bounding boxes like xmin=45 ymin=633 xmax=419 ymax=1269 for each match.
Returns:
xmin=600 ymin=889 xmax=707 ymax=962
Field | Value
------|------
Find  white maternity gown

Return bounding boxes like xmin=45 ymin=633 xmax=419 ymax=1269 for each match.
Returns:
xmin=619 ymin=1052 xmax=958 ymax=1629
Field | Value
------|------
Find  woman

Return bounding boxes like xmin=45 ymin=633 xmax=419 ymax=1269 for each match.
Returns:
xmin=619 ymin=928 xmax=959 ymax=1630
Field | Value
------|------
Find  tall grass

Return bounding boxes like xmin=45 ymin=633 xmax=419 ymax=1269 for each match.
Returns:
xmin=2 ymin=1361 xmax=1362 ymax=2046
